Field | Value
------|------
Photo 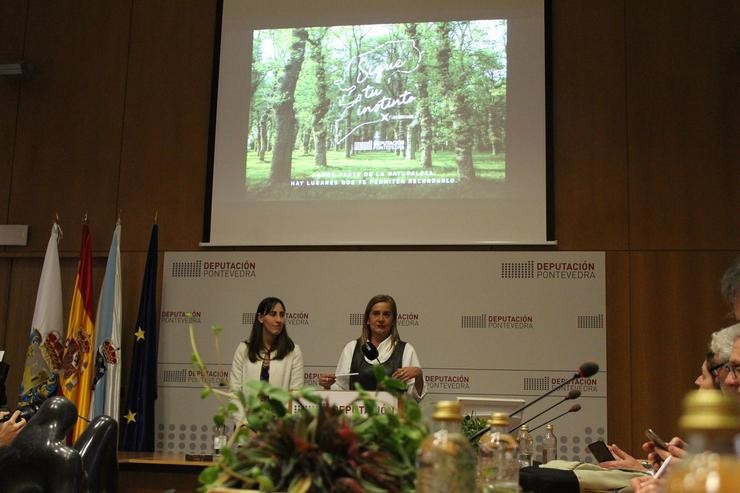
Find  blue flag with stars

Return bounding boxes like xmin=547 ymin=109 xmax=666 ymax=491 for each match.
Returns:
xmin=120 ymin=224 xmax=158 ymax=451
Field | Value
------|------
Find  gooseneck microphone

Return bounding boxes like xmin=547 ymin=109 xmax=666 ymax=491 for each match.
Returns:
xmin=528 ymin=404 xmax=581 ymax=433
xmin=468 ymin=362 xmax=597 ymax=442
xmin=508 ymin=389 xmax=581 ymax=433
xmin=508 ymin=362 xmax=597 ymax=418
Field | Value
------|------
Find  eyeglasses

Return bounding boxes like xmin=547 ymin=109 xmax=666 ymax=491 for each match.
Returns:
xmin=716 ymin=362 xmax=740 ymax=380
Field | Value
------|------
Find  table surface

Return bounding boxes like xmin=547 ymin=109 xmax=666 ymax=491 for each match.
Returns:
xmin=118 ymin=451 xmax=215 ymax=467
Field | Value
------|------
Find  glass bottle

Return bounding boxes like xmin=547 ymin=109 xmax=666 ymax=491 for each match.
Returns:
xmin=665 ymin=390 xmax=740 ymax=493
xmin=478 ymin=412 xmax=521 ymax=492
xmin=541 ymin=424 xmax=557 ymax=463
xmin=416 ymin=400 xmax=477 ymax=493
xmin=515 ymin=424 xmax=534 ymax=468
xmin=213 ymin=424 xmax=227 ymax=456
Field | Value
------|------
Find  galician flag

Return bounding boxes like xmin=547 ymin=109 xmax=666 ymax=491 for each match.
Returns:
xmin=90 ymin=222 xmax=122 ymax=421
xmin=61 ymin=222 xmax=96 ymax=441
xmin=18 ymin=222 xmax=64 ymax=408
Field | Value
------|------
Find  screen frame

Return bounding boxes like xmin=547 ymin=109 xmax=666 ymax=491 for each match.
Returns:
xmin=202 ymin=0 xmax=554 ymax=246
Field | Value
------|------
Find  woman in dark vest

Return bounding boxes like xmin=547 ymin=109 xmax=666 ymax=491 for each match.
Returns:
xmin=320 ymin=294 xmax=426 ymax=401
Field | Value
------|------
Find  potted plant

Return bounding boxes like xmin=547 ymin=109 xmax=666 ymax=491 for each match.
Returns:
xmin=190 ymin=328 xmax=428 ymax=493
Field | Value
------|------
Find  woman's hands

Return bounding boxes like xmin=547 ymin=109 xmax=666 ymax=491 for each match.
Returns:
xmin=391 ymin=366 xmax=422 ymax=382
xmin=598 ymin=443 xmax=649 ymax=472
xmin=319 ymin=373 xmax=336 ymax=390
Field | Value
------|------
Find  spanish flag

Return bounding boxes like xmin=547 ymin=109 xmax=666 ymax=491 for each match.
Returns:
xmin=61 ymin=222 xmax=96 ymax=441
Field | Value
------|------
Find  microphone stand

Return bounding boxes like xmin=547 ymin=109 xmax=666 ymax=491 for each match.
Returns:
xmin=508 ymin=392 xmax=579 ymax=433
xmin=528 ymin=404 xmax=581 ymax=433
xmin=469 ymin=362 xmax=597 ymax=442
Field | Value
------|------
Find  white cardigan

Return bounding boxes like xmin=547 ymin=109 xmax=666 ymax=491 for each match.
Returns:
xmin=230 ymin=342 xmax=305 ymax=393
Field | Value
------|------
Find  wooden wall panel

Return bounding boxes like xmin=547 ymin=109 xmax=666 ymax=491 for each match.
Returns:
xmin=551 ymin=0 xmax=629 ymax=250
xmin=629 ymin=252 xmax=737 ymax=449
xmin=0 ymin=1 xmax=28 ymax=227
xmin=0 ymin=260 xmax=9 ymax=347
xmin=605 ymin=252 xmax=631 ymax=448
xmin=626 ymin=0 xmax=740 ymax=249
xmin=117 ymin=0 xmax=216 ymax=251
xmin=7 ymin=0 xmax=132 ymax=254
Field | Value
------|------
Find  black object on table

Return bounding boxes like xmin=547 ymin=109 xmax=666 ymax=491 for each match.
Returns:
xmin=520 ymin=465 xmax=580 ymax=493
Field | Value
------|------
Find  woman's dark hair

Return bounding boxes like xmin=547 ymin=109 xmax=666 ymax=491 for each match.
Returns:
xmin=246 ymin=297 xmax=295 ymax=362
xmin=360 ymin=294 xmax=400 ymax=346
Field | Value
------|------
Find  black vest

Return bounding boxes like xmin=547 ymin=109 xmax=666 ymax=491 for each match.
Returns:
xmin=349 ymin=338 xmax=406 ymax=390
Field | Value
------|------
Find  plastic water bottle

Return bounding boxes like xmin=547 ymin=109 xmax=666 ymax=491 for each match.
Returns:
xmin=541 ymin=424 xmax=557 ymax=463
xmin=416 ymin=401 xmax=476 ymax=493
xmin=515 ymin=424 xmax=534 ymax=468
xmin=478 ymin=412 xmax=521 ymax=492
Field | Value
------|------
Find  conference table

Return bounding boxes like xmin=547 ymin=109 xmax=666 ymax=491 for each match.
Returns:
xmin=117 ymin=452 xmax=579 ymax=493
xmin=118 ymin=451 xmax=214 ymax=493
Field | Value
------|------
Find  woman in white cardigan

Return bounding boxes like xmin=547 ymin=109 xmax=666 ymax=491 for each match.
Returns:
xmin=230 ymin=297 xmax=304 ymax=411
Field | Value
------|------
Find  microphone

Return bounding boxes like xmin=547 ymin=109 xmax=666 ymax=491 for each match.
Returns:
xmin=528 ymin=404 xmax=581 ymax=433
xmin=508 ymin=389 xmax=580 ymax=433
xmin=361 ymin=342 xmax=379 ymax=362
xmin=468 ymin=361 xmax=597 ymax=442
xmin=508 ymin=362 xmax=597 ymax=418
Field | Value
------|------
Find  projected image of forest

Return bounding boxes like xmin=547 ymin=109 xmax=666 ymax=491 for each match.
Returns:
xmin=246 ymin=20 xmax=507 ymax=200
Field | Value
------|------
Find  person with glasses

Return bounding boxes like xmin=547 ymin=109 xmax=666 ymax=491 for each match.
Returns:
xmin=710 ymin=322 xmax=740 ymax=398
xmin=230 ymin=297 xmax=304 ymax=422
xmin=695 ymin=351 xmax=723 ymax=390
xmin=319 ymin=294 xmax=426 ymax=402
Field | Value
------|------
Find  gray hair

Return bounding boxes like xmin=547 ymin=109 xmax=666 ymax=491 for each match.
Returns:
xmin=720 ymin=255 xmax=740 ymax=305
xmin=709 ymin=322 xmax=740 ymax=362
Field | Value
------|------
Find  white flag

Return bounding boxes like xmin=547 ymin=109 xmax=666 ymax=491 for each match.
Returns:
xmin=19 ymin=222 xmax=63 ymax=407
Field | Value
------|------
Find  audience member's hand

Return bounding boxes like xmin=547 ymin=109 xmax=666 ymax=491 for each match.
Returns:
xmin=0 ymin=411 xmax=27 ymax=446
xmin=318 ymin=373 xmax=336 ymax=390
xmin=643 ymin=436 xmax=687 ymax=469
xmin=631 ymin=475 xmax=666 ymax=493
xmin=598 ymin=443 xmax=649 ymax=472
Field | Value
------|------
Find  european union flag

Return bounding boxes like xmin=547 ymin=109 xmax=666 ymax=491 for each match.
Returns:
xmin=120 ymin=224 xmax=158 ymax=451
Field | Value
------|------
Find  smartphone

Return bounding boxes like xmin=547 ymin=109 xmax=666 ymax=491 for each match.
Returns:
xmin=645 ymin=428 xmax=670 ymax=451
xmin=587 ymin=440 xmax=615 ymax=462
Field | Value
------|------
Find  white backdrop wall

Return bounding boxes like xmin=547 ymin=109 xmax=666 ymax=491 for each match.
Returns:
xmin=157 ymin=251 xmax=606 ymax=461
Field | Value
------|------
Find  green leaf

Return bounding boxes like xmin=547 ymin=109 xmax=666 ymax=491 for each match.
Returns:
xmin=211 ymin=324 xmax=223 ymax=336
xmin=247 ymin=413 xmax=264 ymax=429
xmin=404 ymin=399 xmax=422 ymax=422
xmin=200 ymin=387 xmax=212 ymax=399
xmin=256 ymin=474 xmax=276 ymax=491
xmin=197 ymin=465 xmax=219 ymax=485
xmin=213 ymin=414 xmax=225 ymax=427
xmin=267 ymin=386 xmax=291 ymax=403
xmin=372 ymin=364 xmax=387 ymax=382
xmin=268 ymin=398 xmax=287 ymax=417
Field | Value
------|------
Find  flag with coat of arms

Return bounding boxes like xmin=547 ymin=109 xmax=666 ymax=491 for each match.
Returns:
xmin=61 ymin=221 xmax=96 ymax=442
xmin=18 ymin=222 xmax=64 ymax=409
xmin=90 ymin=222 xmax=122 ymax=421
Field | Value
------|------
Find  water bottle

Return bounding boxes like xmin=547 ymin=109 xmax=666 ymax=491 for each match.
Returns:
xmin=213 ymin=424 xmax=227 ymax=457
xmin=541 ymin=424 xmax=557 ymax=463
xmin=416 ymin=401 xmax=477 ymax=493
xmin=515 ymin=424 xmax=534 ymax=468
xmin=478 ymin=412 xmax=521 ymax=492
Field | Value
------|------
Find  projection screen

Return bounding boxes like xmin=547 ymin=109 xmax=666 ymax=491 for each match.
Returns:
xmin=206 ymin=0 xmax=550 ymax=245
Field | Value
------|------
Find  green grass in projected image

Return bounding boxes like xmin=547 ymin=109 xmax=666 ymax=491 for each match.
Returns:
xmin=245 ymin=150 xmax=505 ymax=200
